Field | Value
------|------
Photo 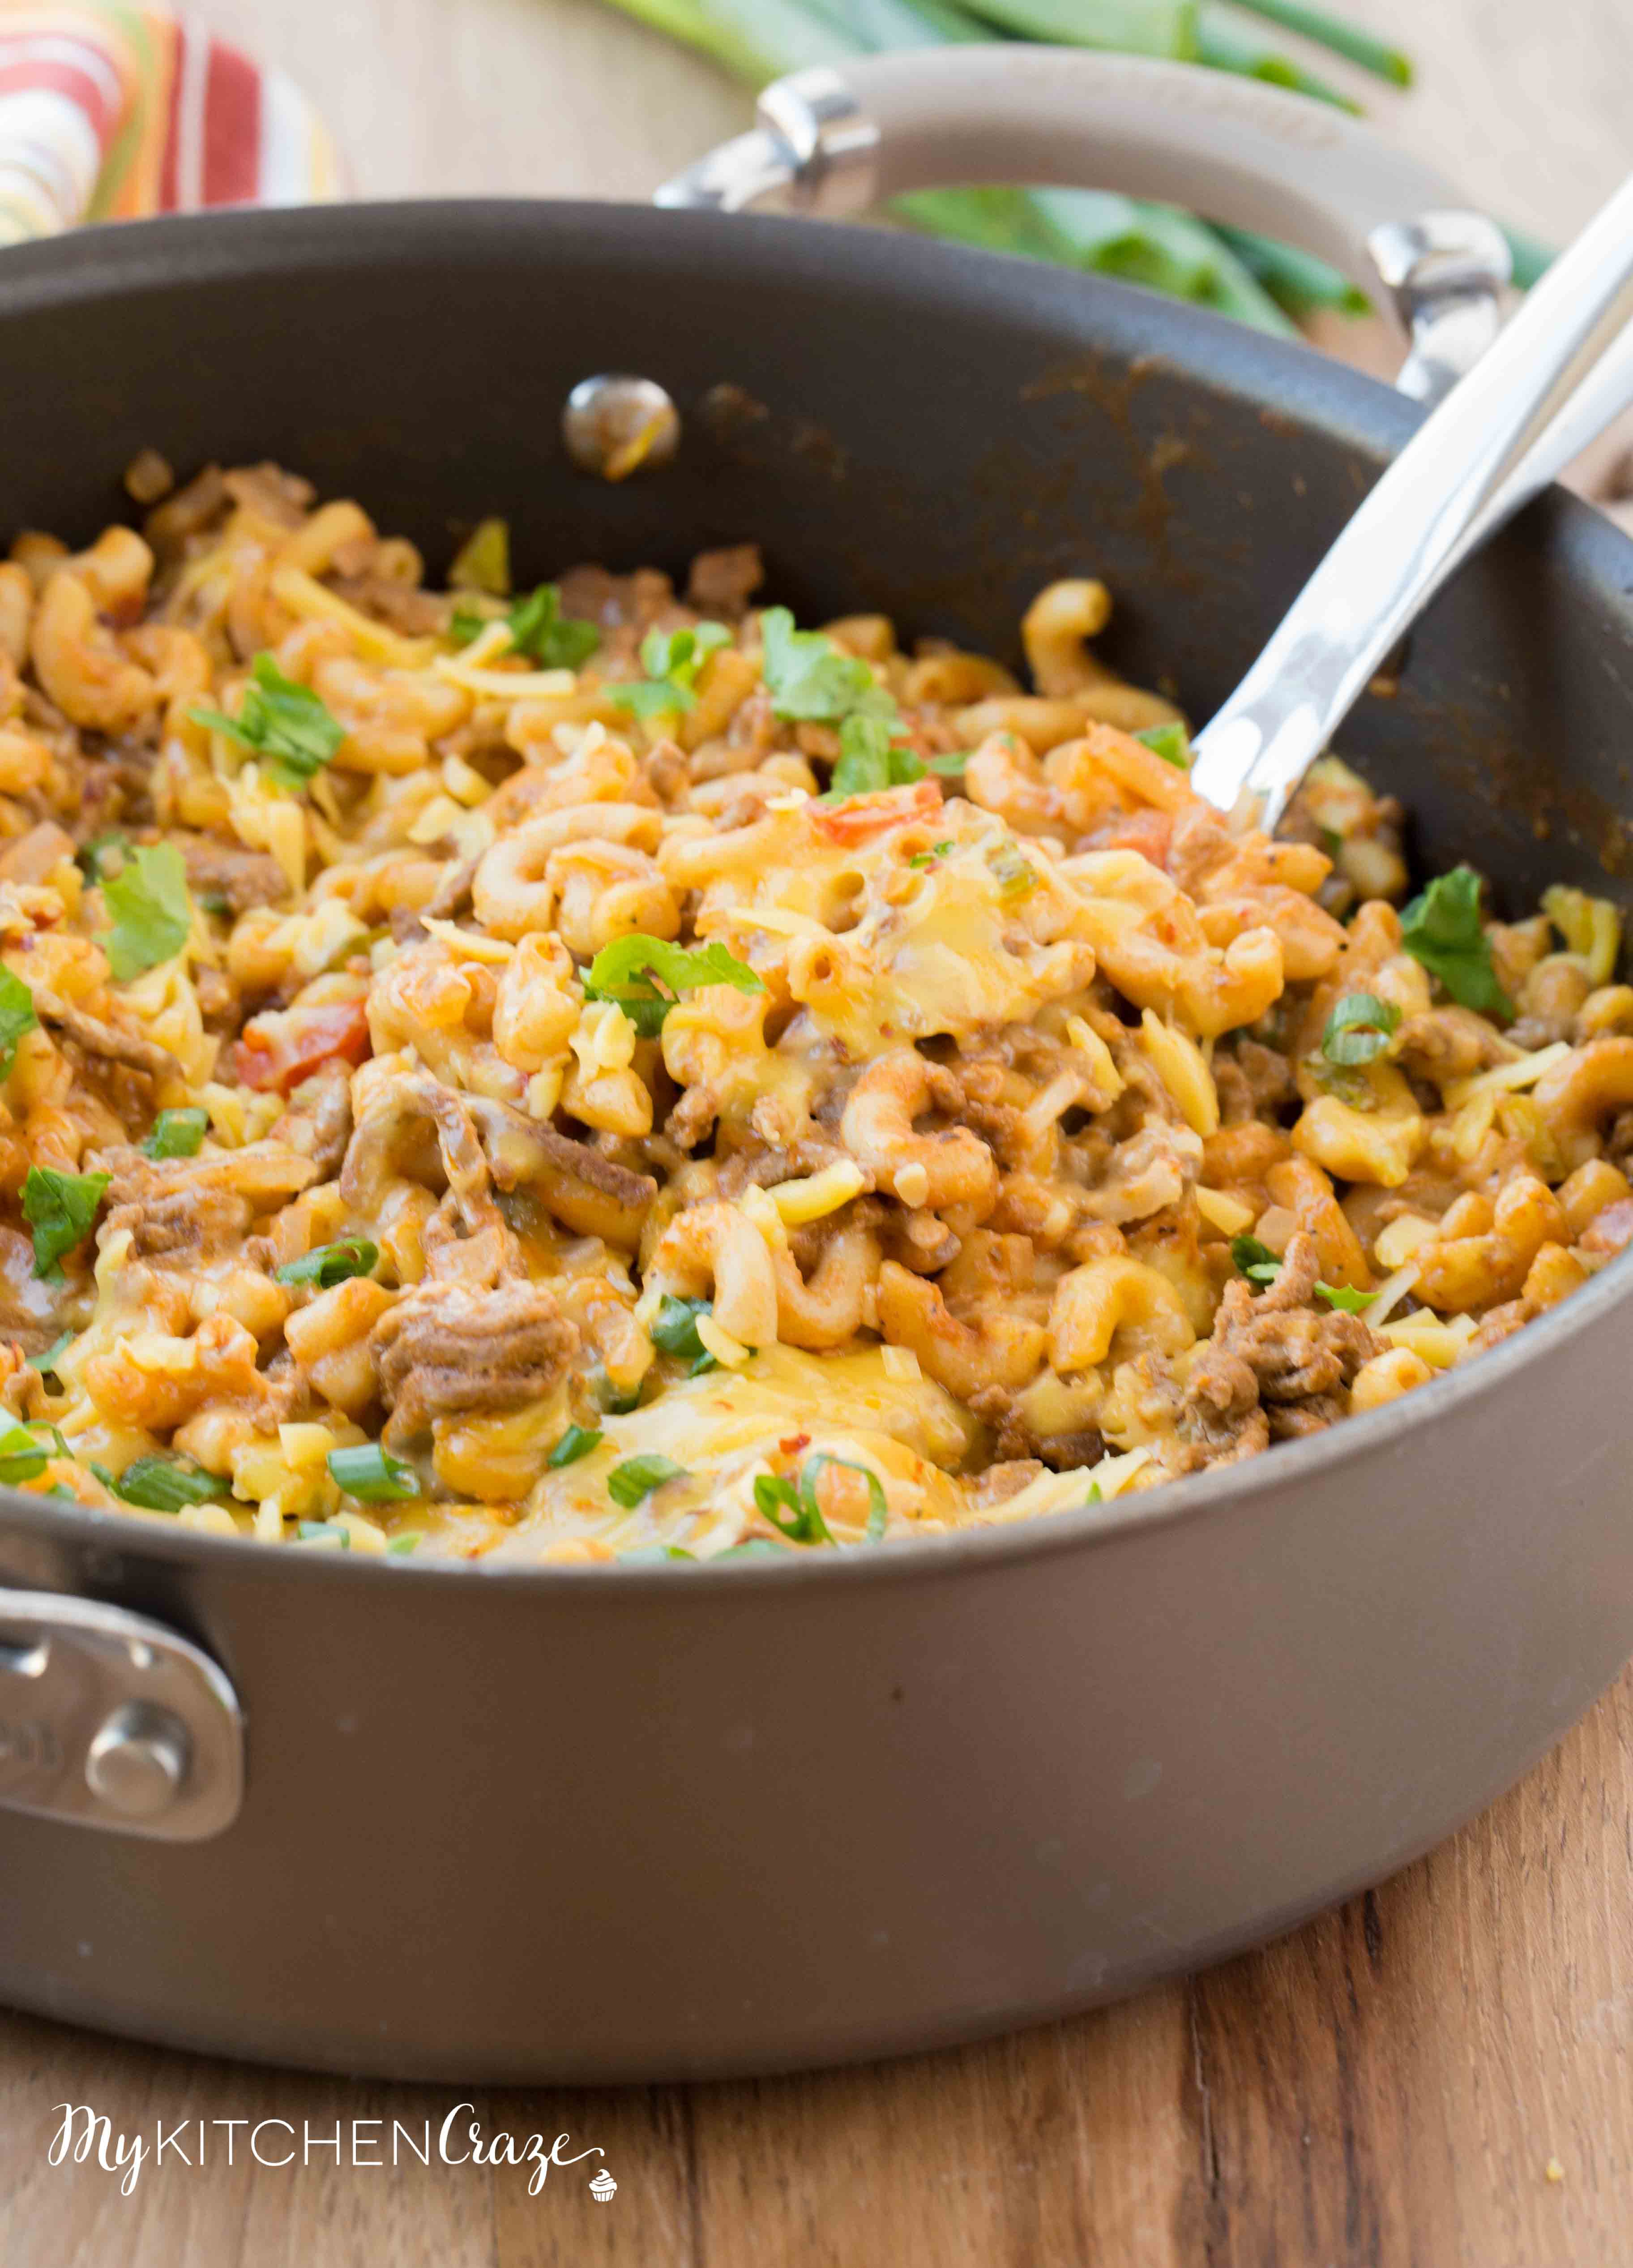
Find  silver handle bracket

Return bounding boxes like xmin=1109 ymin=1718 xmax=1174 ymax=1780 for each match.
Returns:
xmin=0 ymin=1585 xmax=243 ymax=1840
xmin=655 ymin=67 xmax=879 ymax=219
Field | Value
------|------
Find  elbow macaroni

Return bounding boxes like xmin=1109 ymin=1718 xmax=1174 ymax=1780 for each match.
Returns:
xmin=0 ymin=476 xmax=1625 ymax=1563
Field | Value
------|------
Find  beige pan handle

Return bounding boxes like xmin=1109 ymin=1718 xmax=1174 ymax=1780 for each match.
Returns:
xmin=656 ymin=46 xmax=1511 ymax=405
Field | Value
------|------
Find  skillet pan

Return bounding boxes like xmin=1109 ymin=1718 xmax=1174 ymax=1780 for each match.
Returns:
xmin=0 ymin=50 xmax=1630 ymax=2082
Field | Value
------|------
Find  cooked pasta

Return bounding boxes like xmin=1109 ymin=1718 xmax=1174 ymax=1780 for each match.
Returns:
xmin=0 ymin=457 xmax=1625 ymax=1564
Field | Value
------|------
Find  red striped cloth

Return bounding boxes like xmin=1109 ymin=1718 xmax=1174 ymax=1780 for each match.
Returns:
xmin=0 ymin=5 xmax=338 ymax=244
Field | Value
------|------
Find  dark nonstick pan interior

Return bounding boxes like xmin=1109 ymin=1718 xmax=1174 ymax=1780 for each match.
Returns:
xmin=9 ymin=197 xmax=1631 ymax=921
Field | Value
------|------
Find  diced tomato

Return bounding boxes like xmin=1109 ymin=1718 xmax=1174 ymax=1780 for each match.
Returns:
xmin=1581 ymin=1198 xmax=1633 ymax=1257
xmin=1092 ymin=806 xmax=1173 ymax=865
xmin=236 ymin=1000 xmax=371 ymax=1095
xmin=811 ymin=778 xmax=943 ymax=845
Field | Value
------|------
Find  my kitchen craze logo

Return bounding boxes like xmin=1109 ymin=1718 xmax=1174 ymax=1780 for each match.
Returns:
xmin=46 ymin=2102 xmax=612 ymax=2198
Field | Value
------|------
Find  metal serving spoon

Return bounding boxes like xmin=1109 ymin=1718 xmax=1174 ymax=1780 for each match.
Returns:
xmin=1189 ymin=172 xmax=1633 ymax=830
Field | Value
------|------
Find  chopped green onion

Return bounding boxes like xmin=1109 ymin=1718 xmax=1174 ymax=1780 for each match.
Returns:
xmin=142 ymin=1106 xmax=209 ymax=1160
xmin=22 ymin=1164 xmax=109 ymax=1280
xmin=1231 ymin=1234 xmax=1376 ymax=1313
xmin=716 ymin=1538 xmax=789 ymax=1560
xmin=547 ymin=1423 xmax=603 ymax=1469
xmin=298 ymin=1519 xmax=350 ymax=1548
xmin=0 ymin=1418 xmax=49 ymax=1487
xmin=448 ymin=516 xmax=510 ymax=595
xmin=607 ymin=1453 xmax=688 ymax=1508
xmin=276 ymin=1237 xmax=379 ymax=1289
xmin=1135 ymin=721 xmax=1192 ymax=769
xmin=100 ymin=1454 xmax=228 ymax=1511
xmin=386 ymin=1532 xmax=422 ymax=1557
xmin=327 ymin=1443 xmax=420 ymax=1502
xmin=1321 ymin=992 xmax=1402 ymax=1067
xmin=1230 ymin=1233 xmax=1282 ymax=1286
xmin=34 ymin=1329 xmax=73 ymax=1377
xmin=1316 ymin=1282 xmax=1376 ymax=1313
xmin=755 ymin=1453 xmax=888 ymax=1545
xmin=651 ymin=1293 xmax=717 ymax=1373
xmin=987 ymin=841 xmax=1036 ymax=899
xmin=100 ymin=842 xmax=191 ymax=981
xmin=1400 ymin=866 xmax=1512 ymax=1016
xmin=909 ymin=840 xmax=955 ymax=870
xmin=619 ymin=1543 xmax=696 ymax=1562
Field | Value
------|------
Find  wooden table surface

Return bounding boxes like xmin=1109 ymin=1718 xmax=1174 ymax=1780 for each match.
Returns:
xmin=4 ymin=3 xmax=1632 ymax=2263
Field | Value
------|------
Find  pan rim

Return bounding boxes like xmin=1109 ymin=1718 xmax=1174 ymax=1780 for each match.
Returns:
xmin=0 ymin=196 xmax=1627 ymax=1592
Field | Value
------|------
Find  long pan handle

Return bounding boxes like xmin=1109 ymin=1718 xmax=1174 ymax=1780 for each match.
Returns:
xmin=657 ymin=47 xmax=1510 ymax=405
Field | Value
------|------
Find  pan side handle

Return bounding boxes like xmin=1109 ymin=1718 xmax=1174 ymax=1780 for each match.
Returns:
xmin=654 ymin=48 xmax=1509 ymax=408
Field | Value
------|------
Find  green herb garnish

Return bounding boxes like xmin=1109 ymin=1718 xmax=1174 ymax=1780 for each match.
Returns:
xmin=821 ymin=712 xmax=926 ymax=801
xmin=507 ymin=583 xmax=600 ymax=669
xmin=651 ymin=1293 xmax=718 ymax=1374
xmin=22 ymin=1164 xmax=109 ymax=1279
xmin=987 ymin=841 xmax=1037 ymax=899
xmin=608 ymin=622 xmax=731 ymax=717
xmin=453 ymin=580 xmax=600 ymax=670
xmin=909 ymin=840 xmax=955 ymax=870
xmin=1321 ymin=992 xmax=1402 ymax=1068
xmin=190 ymin=652 xmax=346 ymax=793
xmin=327 ymin=1443 xmax=420 ymax=1502
xmin=607 ymin=1453 xmax=688 ymax=1509
xmin=98 ymin=1453 xmax=228 ymax=1512
xmin=275 ymin=1237 xmax=379 ymax=1289
xmin=583 ymin=932 xmax=763 ymax=1038
xmin=1135 ymin=721 xmax=1192 ymax=768
xmin=141 ymin=1106 xmax=209 ymax=1160
xmin=100 ymin=841 xmax=191 ymax=981
xmin=1230 ymin=1233 xmax=1375 ymax=1311
xmin=0 ymin=1418 xmax=51 ymax=1487
xmin=1230 ymin=1233 xmax=1283 ymax=1286
xmin=754 ymin=1453 xmax=887 ymax=1546
xmin=448 ymin=515 xmax=510 ymax=595
xmin=76 ymin=830 xmax=129 ymax=882
xmin=758 ymin=606 xmax=896 ymax=725
xmin=547 ymin=1423 xmax=603 ymax=1469
xmin=298 ymin=1519 xmax=350 ymax=1548
xmin=34 ymin=1329 xmax=72 ymax=1377
xmin=1316 ymin=1282 xmax=1377 ymax=1313
xmin=1400 ymin=866 xmax=1512 ymax=1016
xmin=618 ymin=1543 xmax=696 ymax=1562
xmin=386 ymin=1532 xmax=422 ymax=1556
xmin=0 ymin=969 xmax=37 ymax=1077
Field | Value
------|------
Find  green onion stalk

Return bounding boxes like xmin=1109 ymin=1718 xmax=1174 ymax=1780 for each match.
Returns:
xmin=599 ymin=0 xmax=1551 ymax=330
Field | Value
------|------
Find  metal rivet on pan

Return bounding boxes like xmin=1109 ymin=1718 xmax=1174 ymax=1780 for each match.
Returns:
xmin=561 ymin=375 xmax=681 ymax=481
xmin=85 ymin=1701 xmax=190 ymax=1819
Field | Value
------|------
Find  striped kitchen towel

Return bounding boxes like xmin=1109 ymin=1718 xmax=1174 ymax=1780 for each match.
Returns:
xmin=0 ymin=4 xmax=338 ymax=245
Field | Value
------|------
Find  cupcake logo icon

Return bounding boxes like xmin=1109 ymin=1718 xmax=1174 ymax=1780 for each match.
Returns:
xmin=590 ymin=2169 xmax=618 ymax=2204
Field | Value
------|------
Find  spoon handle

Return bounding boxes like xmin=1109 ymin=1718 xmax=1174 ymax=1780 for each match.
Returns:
xmin=1189 ymin=172 xmax=1633 ymax=830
